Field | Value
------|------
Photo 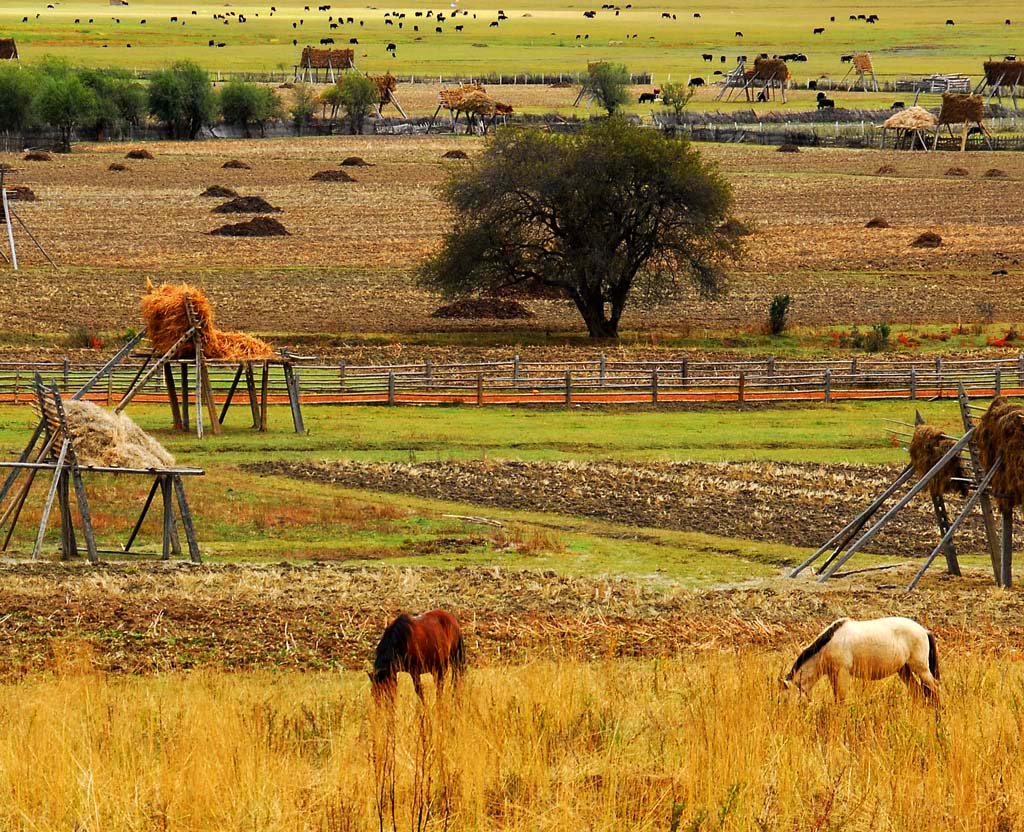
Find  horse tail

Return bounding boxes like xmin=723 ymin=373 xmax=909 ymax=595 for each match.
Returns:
xmin=927 ymin=632 xmax=939 ymax=681
xmin=450 ymin=632 xmax=467 ymax=679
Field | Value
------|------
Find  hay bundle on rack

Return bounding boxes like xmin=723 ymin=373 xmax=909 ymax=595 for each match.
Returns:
xmin=938 ymin=93 xmax=984 ymax=125
xmin=373 ymin=72 xmax=397 ymax=102
xmin=751 ymin=57 xmax=789 ymax=82
xmin=976 ymin=397 xmax=1024 ymax=511
xmin=984 ymin=61 xmax=1024 ymax=86
xmin=299 ymin=46 xmax=355 ymax=69
xmin=140 ymin=282 xmax=276 ymax=360
xmin=459 ymin=90 xmax=497 ymax=115
xmin=852 ymin=53 xmax=873 ymax=72
xmin=909 ymin=425 xmax=967 ymax=497
xmin=883 ymin=106 xmax=937 ymax=130
xmin=61 ymin=400 xmax=175 ymax=469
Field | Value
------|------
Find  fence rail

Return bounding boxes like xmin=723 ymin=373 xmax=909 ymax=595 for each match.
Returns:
xmin=2 ymin=354 xmax=1024 ymax=408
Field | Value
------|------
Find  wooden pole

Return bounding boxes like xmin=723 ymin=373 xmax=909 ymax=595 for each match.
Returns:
xmin=219 ymin=365 xmax=244 ymax=425
xmin=245 ymin=363 xmax=260 ymax=428
xmin=123 ymin=478 xmax=160 ymax=553
xmin=259 ymin=361 xmax=269 ymax=432
xmin=164 ymin=363 xmax=182 ymax=430
xmin=172 ymin=474 xmax=202 ymax=563
xmin=31 ymin=438 xmax=70 ymax=559
xmin=1002 ymin=509 xmax=1013 ymax=588
xmin=180 ymin=362 xmax=190 ymax=432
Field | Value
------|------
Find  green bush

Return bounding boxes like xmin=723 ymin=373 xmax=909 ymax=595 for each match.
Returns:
xmin=219 ymin=79 xmax=282 ymax=137
xmin=35 ymin=73 xmax=98 ymax=152
xmin=586 ymin=63 xmax=631 ymax=116
xmin=768 ymin=294 xmax=791 ymax=336
xmin=148 ymin=61 xmax=215 ymax=140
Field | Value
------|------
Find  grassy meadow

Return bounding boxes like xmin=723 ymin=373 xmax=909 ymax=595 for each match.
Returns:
xmin=3 ymin=653 xmax=1023 ymax=830
xmin=3 ymin=0 xmax=1020 ymax=80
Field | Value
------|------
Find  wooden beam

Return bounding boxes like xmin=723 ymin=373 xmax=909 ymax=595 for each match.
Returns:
xmin=172 ymin=474 xmax=202 ymax=563
xmin=123 ymin=478 xmax=160 ymax=553
xmin=164 ymin=363 xmax=182 ymax=430
xmin=31 ymin=438 xmax=70 ymax=559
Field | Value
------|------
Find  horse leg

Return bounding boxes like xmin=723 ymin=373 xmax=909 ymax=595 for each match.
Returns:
xmin=907 ymin=655 xmax=940 ymax=705
xmin=898 ymin=665 xmax=925 ymax=704
xmin=829 ymin=667 xmax=851 ymax=703
xmin=411 ymin=672 xmax=425 ymax=701
xmin=435 ymin=668 xmax=445 ymax=698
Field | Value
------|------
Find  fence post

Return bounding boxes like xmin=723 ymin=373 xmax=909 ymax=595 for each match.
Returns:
xmin=651 ymin=369 xmax=658 ymax=404
xmin=935 ymin=355 xmax=943 ymax=398
xmin=767 ymin=356 xmax=775 ymax=377
xmin=512 ymin=354 xmax=520 ymax=385
xmin=910 ymin=367 xmax=917 ymax=400
xmin=13 ymin=369 xmax=19 ymax=404
xmin=387 ymin=371 xmax=395 ymax=405
xmin=63 ymin=358 xmax=69 ymax=390
xmin=1018 ymin=352 xmax=1024 ymax=387
xmin=681 ymin=357 xmax=689 ymax=388
xmin=477 ymin=374 xmax=484 ymax=405
xmin=738 ymin=371 xmax=745 ymax=403
xmin=107 ymin=372 xmax=113 ymax=405
xmin=995 ymin=368 xmax=1002 ymax=398
xmin=565 ymin=370 xmax=572 ymax=406
xmin=599 ymin=353 xmax=606 ymax=386
xmin=425 ymin=358 xmax=432 ymax=384
xmin=824 ymin=369 xmax=832 ymax=403
xmin=339 ymin=361 xmax=346 ymax=390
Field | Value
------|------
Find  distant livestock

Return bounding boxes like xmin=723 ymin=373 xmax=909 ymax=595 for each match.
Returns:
xmin=638 ymin=92 xmax=658 ymax=103
xmin=813 ymin=27 xmax=824 ymax=34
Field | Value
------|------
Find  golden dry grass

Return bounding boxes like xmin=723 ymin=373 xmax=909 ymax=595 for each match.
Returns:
xmin=3 ymin=652 xmax=1023 ymax=831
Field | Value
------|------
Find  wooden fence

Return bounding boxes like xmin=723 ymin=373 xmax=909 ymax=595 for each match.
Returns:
xmin=3 ymin=354 xmax=1024 ymax=408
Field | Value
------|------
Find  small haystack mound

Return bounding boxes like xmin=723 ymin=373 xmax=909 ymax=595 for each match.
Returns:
xmin=210 ymin=217 xmax=289 ymax=237
xmin=7 ymin=186 xmax=36 ymax=201
xmin=340 ymin=156 xmax=370 ymax=166
xmin=109 ymin=163 xmax=128 ymax=171
xmin=984 ymin=168 xmax=1009 ymax=179
xmin=875 ymin=164 xmax=898 ymax=175
xmin=222 ymin=159 xmax=252 ymax=170
xmin=310 ymin=169 xmax=355 ymax=182
xmin=865 ymin=217 xmax=890 ymax=228
xmin=140 ymin=282 xmax=277 ymax=360
xmin=442 ymin=149 xmax=469 ymax=159
xmin=432 ymin=297 xmax=534 ymax=319
xmin=977 ymin=397 xmax=1024 ymax=511
xmin=777 ymin=143 xmax=799 ymax=153
xmin=199 ymin=185 xmax=238 ymax=198
xmin=911 ymin=231 xmax=943 ymax=248
xmin=23 ymin=151 xmax=51 ymax=162
xmin=882 ymin=106 xmax=937 ymax=131
xmin=62 ymin=399 xmax=176 ymax=469
xmin=945 ymin=166 xmax=970 ymax=177
xmin=212 ymin=195 xmax=281 ymax=214
xmin=125 ymin=148 xmax=154 ymax=160
xmin=718 ymin=218 xmax=755 ymax=237
xmin=909 ymin=424 xmax=967 ymax=497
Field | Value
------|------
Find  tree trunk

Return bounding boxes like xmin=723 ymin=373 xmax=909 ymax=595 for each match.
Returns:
xmin=573 ymin=291 xmax=619 ymax=339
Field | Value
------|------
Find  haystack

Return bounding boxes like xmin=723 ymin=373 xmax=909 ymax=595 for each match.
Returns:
xmin=7 ymin=185 xmax=35 ymax=201
xmin=62 ymin=400 xmax=175 ymax=469
xmin=882 ymin=107 xmax=936 ymax=130
xmin=200 ymin=185 xmax=238 ymax=198
xmin=140 ymin=282 xmax=277 ymax=360
xmin=299 ymin=46 xmax=355 ymax=70
xmin=209 ymin=217 xmax=289 ymax=237
xmin=212 ymin=195 xmax=280 ymax=214
xmin=222 ymin=159 xmax=251 ymax=170
xmin=442 ymin=149 xmax=469 ymax=159
xmin=945 ymin=166 xmax=970 ymax=177
xmin=23 ymin=151 xmax=51 ymax=162
xmin=984 ymin=168 xmax=1009 ymax=178
xmin=875 ymin=164 xmax=898 ymax=175
xmin=976 ymin=397 xmax=1024 ymax=511
xmin=126 ymin=148 xmax=154 ymax=159
xmin=909 ymin=424 xmax=967 ymax=497
xmin=340 ymin=156 xmax=370 ymax=167
xmin=865 ymin=217 xmax=890 ymax=228
xmin=984 ymin=61 xmax=1024 ymax=87
xmin=938 ymin=93 xmax=984 ymax=125
xmin=911 ymin=231 xmax=942 ymax=248
xmin=751 ymin=57 xmax=789 ymax=82
xmin=109 ymin=163 xmax=128 ymax=171
xmin=310 ymin=169 xmax=354 ymax=182
xmin=777 ymin=143 xmax=799 ymax=153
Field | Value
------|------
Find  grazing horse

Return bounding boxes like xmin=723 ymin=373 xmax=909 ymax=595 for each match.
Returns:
xmin=783 ymin=617 xmax=939 ymax=703
xmin=370 ymin=610 xmax=466 ymax=703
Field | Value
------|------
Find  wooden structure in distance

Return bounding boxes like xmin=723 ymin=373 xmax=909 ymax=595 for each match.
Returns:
xmin=114 ymin=297 xmax=305 ymax=438
xmin=294 ymin=46 xmax=355 ymax=83
xmin=974 ymin=60 xmax=1024 ymax=111
xmin=932 ymin=93 xmax=992 ymax=151
xmin=0 ymin=375 xmax=203 ymax=562
xmin=716 ymin=58 xmax=789 ymax=104
xmin=841 ymin=53 xmax=879 ymax=92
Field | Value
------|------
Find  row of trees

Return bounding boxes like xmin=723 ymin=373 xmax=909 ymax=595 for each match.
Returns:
xmin=0 ymin=60 xmax=379 ymax=151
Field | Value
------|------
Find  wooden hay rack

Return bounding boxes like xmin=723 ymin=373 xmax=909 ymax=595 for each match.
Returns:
xmin=974 ymin=60 xmax=1024 ymax=111
xmin=792 ymin=385 xmax=1016 ymax=590
xmin=716 ymin=58 xmax=789 ymax=103
xmin=932 ymin=93 xmax=992 ymax=151
xmin=294 ymin=46 xmax=355 ymax=83
xmin=0 ymin=374 xmax=203 ymax=562
xmin=428 ymin=84 xmax=511 ymax=134
xmin=115 ymin=295 xmax=305 ymax=439
xmin=880 ymin=106 xmax=937 ymax=150
xmin=840 ymin=52 xmax=879 ymax=92
xmin=373 ymin=72 xmax=407 ymax=118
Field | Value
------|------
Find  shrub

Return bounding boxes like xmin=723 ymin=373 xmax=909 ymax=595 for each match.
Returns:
xmin=219 ymin=80 xmax=282 ymax=137
xmin=334 ymin=73 xmax=378 ymax=135
xmin=768 ymin=294 xmax=791 ymax=335
xmin=289 ymin=82 xmax=317 ymax=134
xmin=660 ymin=81 xmax=694 ymax=119
xmin=35 ymin=73 xmax=98 ymax=152
xmin=148 ymin=61 xmax=216 ymax=140
xmin=586 ymin=62 xmax=630 ymax=116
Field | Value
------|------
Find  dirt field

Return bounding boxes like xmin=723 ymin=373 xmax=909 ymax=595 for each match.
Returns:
xmin=253 ymin=458 xmax=997 ymax=557
xmin=2 ymin=138 xmax=1024 ymax=341
xmin=0 ymin=561 xmax=1019 ymax=679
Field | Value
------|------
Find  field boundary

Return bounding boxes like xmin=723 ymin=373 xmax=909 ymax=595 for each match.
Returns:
xmin=2 ymin=354 xmax=1023 ymax=408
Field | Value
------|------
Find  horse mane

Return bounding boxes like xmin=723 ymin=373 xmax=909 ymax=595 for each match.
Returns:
xmin=374 ymin=613 xmax=414 ymax=678
xmin=786 ymin=618 xmax=848 ymax=679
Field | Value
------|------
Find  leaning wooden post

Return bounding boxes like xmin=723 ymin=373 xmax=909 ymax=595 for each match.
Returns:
xmin=1002 ymin=508 xmax=1013 ymax=588
xmin=935 ymin=355 xmax=943 ymax=398
xmin=995 ymin=368 xmax=1002 ymax=398
xmin=164 ymin=364 xmax=182 ymax=430
xmin=259 ymin=361 xmax=269 ymax=432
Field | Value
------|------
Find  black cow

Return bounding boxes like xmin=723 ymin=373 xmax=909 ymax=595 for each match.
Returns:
xmin=292 ymin=38 xmax=297 ymax=45
xmin=346 ymin=17 xmax=353 ymax=22
xmin=829 ymin=15 xmax=835 ymax=21
xmin=583 ymin=10 xmax=596 ymax=17
xmin=713 ymin=70 xmax=722 ymax=75
xmin=849 ymin=15 xmax=856 ymax=20
xmin=208 ymin=38 xmax=215 ymax=45
xmin=170 ymin=16 xmax=177 ymax=21
xmin=813 ymin=26 xmax=824 ymax=34
xmin=349 ymin=37 xmax=358 ymax=43
xmin=661 ymin=11 xmax=670 ymax=17
xmin=693 ymin=12 xmax=700 ymax=17
xmin=817 ymin=98 xmax=835 ymax=109
xmin=688 ymin=77 xmax=705 ymax=87
xmin=816 ymin=91 xmax=827 ymax=101
xmin=140 ymin=19 xmax=146 ymax=24
xmin=455 ymin=24 xmax=463 ymax=30
xmin=330 ymin=22 xmax=337 ymax=28
xmin=1007 ymin=19 xmax=1012 ymax=25
xmin=192 ymin=9 xmax=197 ymax=14
xmin=216 ymin=42 xmax=225 ymax=47
xmin=756 ymin=90 xmax=767 ymax=101
xmin=489 ymin=20 xmax=498 ymax=26
xmin=435 ymin=26 xmax=442 ymax=32
xmin=638 ymin=92 xmax=658 ymax=103
xmin=720 ymin=55 xmax=726 ymax=63
xmin=1007 ymin=55 xmax=1018 ymax=61
xmin=320 ymin=37 xmax=333 ymax=43
xmin=840 ymin=54 xmax=853 ymax=62
xmin=385 ymin=17 xmax=392 ymax=24
xmin=891 ymin=101 xmax=905 ymax=109
xmin=386 ymin=41 xmax=396 ymax=51
xmin=945 ymin=18 xmax=954 ymax=25
xmin=735 ymin=31 xmax=743 ymax=37
xmin=702 ymin=53 xmax=712 ymax=61
xmin=808 ymin=80 xmax=817 ymax=89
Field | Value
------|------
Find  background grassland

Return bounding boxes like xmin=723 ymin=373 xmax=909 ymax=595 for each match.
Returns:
xmin=3 ymin=654 xmax=1021 ymax=831
xmin=4 ymin=0 xmax=1021 ymax=79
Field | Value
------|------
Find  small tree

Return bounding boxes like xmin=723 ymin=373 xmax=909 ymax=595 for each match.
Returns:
xmin=79 ymin=68 xmax=146 ymax=139
xmin=290 ymin=82 xmax=317 ymax=134
xmin=219 ymin=80 xmax=282 ymax=137
xmin=148 ymin=61 xmax=215 ymax=139
xmin=660 ymin=81 xmax=695 ymax=120
xmin=420 ymin=118 xmax=741 ymax=339
xmin=768 ymin=294 xmax=792 ymax=335
xmin=0 ymin=65 xmax=36 ymax=144
xmin=35 ymin=73 xmax=98 ymax=152
xmin=586 ymin=62 xmax=630 ymax=116
xmin=336 ymin=73 xmax=378 ymax=134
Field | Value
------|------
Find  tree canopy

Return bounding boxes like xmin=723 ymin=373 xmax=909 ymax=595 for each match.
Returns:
xmin=419 ymin=118 xmax=741 ymax=338
xmin=586 ymin=62 xmax=630 ymax=116
xmin=219 ymin=79 xmax=283 ymax=137
xmin=148 ymin=61 xmax=215 ymax=139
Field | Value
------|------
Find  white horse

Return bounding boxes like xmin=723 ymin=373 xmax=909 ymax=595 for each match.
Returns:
xmin=782 ymin=616 xmax=939 ymax=703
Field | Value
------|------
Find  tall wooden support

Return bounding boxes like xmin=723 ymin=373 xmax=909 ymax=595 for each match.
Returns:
xmin=958 ymin=382 xmax=1001 ymax=580
xmin=1001 ymin=509 xmax=1013 ymax=588
xmin=930 ymin=494 xmax=961 ymax=576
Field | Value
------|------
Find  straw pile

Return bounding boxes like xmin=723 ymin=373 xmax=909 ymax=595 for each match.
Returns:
xmin=852 ymin=53 xmax=873 ymax=73
xmin=911 ymin=231 xmax=942 ymax=248
xmin=109 ymin=163 xmax=128 ymax=172
xmin=199 ymin=185 xmax=238 ymax=198
xmin=865 ymin=217 xmax=890 ymax=228
xmin=299 ymin=46 xmax=355 ymax=69
xmin=373 ymin=72 xmax=397 ymax=103
xmin=6 ymin=186 xmax=35 ymax=201
xmin=777 ymin=143 xmax=799 ymax=153
xmin=209 ymin=217 xmax=289 ymax=237
xmin=222 ymin=160 xmax=251 ymax=170
xmin=875 ymin=164 xmax=898 ymax=175
xmin=140 ymin=282 xmax=276 ymax=360
xmin=882 ymin=107 xmax=937 ymax=130
xmin=23 ymin=151 xmax=51 ymax=162
xmin=442 ymin=149 xmax=469 ymax=159
xmin=62 ymin=400 xmax=175 ymax=469
xmin=212 ymin=195 xmax=280 ymax=214
xmin=977 ymin=397 xmax=1024 ymax=511
xmin=310 ymin=169 xmax=354 ymax=182
xmin=945 ymin=166 xmax=970 ymax=177
xmin=438 ymin=83 xmax=486 ymax=110
xmin=126 ymin=148 xmax=153 ymax=160
xmin=751 ymin=57 xmax=789 ymax=82
xmin=340 ymin=156 xmax=370 ymax=167
xmin=0 ymin=39 xmax=18 ymax=61
xmin=909 ymin=425 xmax=967 ymax=497
xmin=984 ymin=61 xmax=1024 ymax=86
xmin=984 ymin=168 xmax=1009 ymax=178
xmin=938 ymin=93 xmax=984 ymax=125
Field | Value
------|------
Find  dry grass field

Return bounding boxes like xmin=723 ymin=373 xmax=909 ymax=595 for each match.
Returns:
xmin=2 ymin=137 xmax=1024 ymax=345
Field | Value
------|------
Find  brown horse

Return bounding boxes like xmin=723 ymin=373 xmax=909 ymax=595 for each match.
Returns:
xmin=370 ymin=610 xmax=466 ymax=703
